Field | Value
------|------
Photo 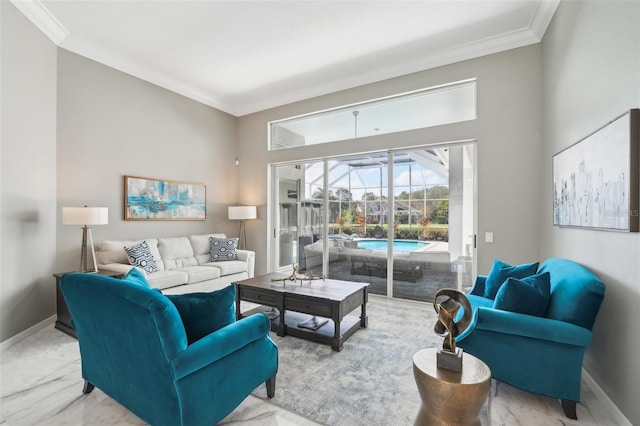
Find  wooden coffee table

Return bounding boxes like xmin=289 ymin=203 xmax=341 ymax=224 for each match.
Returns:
xmin=235 ymin=273 xmax=369 ymax=351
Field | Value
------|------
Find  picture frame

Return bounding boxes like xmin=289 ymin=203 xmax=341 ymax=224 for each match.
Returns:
xmin=553 ymin=109 xmax=639 ymax=232
xmin=124 ymin=175 xmax=206 ymax=221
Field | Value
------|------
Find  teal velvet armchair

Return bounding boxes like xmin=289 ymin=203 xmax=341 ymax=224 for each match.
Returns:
xmin=61 ymin=270 xmax=278 ymax=426
xmin=456 ymin=257 xmax=605 ymax=419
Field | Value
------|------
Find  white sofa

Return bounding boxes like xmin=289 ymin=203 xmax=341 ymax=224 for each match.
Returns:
xmin=96 ymin=233 xmax=255 ymax=294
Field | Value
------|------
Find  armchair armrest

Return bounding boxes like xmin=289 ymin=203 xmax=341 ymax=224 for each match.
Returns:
xmin=171 ymin=313 xmax=270 ymax=380
xmin=468 ymin=275 xmax=487 ymax=296
xmin=459 ymin=307 xmax=592 ymax=347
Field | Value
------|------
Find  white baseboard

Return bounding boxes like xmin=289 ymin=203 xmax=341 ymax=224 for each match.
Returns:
xmin=583 ymin=368 xmax=631 ymax=426
xmin=0 ymin=315 xmax=55 ymax=353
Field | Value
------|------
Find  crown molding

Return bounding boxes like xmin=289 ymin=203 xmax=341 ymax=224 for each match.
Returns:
xmin=233 ymin=26 xmax=542 ymax=116
xmin=59 ymin=36 xmax=235 ymax=115
xmin=12 ymin=0 xmax=560 ymax=117
xmin=9 ymin=0 xmax=68 ymax=45
xmin=237 ymin=0 xmax=561 ymax=116
xmin=10 ymin=0 xmax=235 ymax=114
xmin=529 ymin=0 xmax=561 ymax=40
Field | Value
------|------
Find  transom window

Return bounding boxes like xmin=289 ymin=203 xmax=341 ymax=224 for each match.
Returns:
xmin=269 ymin=79 xmax=476 ymax=150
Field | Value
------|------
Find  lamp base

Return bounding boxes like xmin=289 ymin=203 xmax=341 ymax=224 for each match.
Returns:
xmin=239 ymin=220 xmax=247 ymax=250
xmin=80 ymin=226 xmax=99 ymax=273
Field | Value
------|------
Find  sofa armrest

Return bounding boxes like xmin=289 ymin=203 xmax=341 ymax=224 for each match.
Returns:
xmin=236 ymin=250 xmax=255 ymax=277
xmin=458 ymin=306 xmax=592 ymax=347
xmin=98 ymin=263 xmax=141 ymax=276
xmin=171 ymin=313 xmax=270 ymax=380
xmin=468 ymin=275 xmax=487 ymax=296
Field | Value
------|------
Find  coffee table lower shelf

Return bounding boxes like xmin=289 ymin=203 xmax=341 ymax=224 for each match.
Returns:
xmin=242 ymin=306 xmax=363 ymax=351
xmin=235 ymin=274 xmax=368 ymax=351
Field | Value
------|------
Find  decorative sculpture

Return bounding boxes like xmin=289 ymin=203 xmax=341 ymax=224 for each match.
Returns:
xmin=270 ymin=263 xmax=325 ymax=286
xmin=432 ymin=288 xmax=472 ymax=372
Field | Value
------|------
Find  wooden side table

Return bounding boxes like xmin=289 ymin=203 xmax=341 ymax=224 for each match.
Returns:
xmin=53 ymin=270 xmax=123 ymax=338
xmin=413 ymin=348 xmax=491 ymax=425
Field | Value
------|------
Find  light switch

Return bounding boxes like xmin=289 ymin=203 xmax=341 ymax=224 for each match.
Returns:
xmin=485 ymin=232 xmax=494 ymax=243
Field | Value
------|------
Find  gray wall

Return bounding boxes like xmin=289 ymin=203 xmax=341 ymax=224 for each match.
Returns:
xmin=541 ymin=1 xmax=640 ymax=424
xmin=238 ymin=44 xmax=542 ymax=277
xmin=56 ymin=50 xmax=239 ymax=273
xmin=0 ymin=7 xmax=241 ymax=342
xmin=1 ymin=2 xmax=58 ymax=341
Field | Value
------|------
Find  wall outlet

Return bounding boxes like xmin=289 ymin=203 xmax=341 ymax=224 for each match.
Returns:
xmin=485 ymin=232 xmax=494 ymax=243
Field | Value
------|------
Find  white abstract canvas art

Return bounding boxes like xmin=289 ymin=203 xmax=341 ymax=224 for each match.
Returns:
xmin=553 ymin=110 xmax=638 ymax=231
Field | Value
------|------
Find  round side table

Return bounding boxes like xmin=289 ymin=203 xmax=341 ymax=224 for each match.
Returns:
xmin=413 ymin=348 xmax=491 ymax=426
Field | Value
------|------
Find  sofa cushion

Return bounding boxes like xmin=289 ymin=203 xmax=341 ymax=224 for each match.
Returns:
xmin=158 ymin=237 xmax=198 ymax=270
xmin=166 ymin=285 xmax=236 ymax=344
xmin=189 ymin=233 xmax=227 ymax=264
xmin=209 ymin=237 xmax=239 ymax=261
xmin=466 ymin=294 xmax=494 ymax=309
xmin=98 ymin=239 xmax=164 ymax=271
xmin=146 ymin=270 xmax=189 ymax=290
xmin=174 ymin=266 xmax=221 ymax=284
xmin=201 ymin=260 xmax=247 ymax=276
xmin=493 ymin=272 xmax=551 ymax=317
xmin=124 ymin=240 xmax=160 ymax=274
xmin=484 ymin=259 xmax=539 ymax=300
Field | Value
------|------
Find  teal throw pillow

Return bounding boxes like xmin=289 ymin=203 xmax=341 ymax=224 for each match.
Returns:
xmin=484 ymin=259 xmax=539 ymax=299
xmin=209 ymin=237 xmax=239 ymax=262
xmin=493 ymin=272 xmax=551 ymax=317
xmin=166 ymin=285 xmax=236 ymax=344
xmin=122 ymin=267 xmax=150 ymax=288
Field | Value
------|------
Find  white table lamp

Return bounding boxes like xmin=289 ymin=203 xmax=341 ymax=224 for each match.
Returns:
xmin=228 ymin=205 xmax=256 ymax=250
xmin=63 ymin=206 xmax=108 ymax=272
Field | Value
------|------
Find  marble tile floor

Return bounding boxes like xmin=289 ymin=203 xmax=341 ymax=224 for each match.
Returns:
xmin=1 ymin=324 xmax=621 ymax=426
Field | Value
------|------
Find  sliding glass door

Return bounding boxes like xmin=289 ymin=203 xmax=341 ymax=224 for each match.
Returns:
xmin=270 ymin=142 xmax=475 ymax=303
xmin=389 ymin=145 xmax=476 ymax=302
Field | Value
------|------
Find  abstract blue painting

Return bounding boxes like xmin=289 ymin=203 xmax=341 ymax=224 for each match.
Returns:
xmin=124 ymin=176 xmax=206 ymax=220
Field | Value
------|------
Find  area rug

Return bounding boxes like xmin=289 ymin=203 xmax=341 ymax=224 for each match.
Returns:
xmin=252 ymin=295 xmax=448 ymax=426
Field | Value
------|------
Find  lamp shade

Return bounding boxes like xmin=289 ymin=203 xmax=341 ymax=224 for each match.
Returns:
xmin=63 ymin=207 xmax=109 ymax=226
xmin=228 ymin=205 xmax=257 ymax=220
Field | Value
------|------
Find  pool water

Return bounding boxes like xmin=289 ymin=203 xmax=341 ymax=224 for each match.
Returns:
xmin=356 ymin=239 xmax=429 ymax=252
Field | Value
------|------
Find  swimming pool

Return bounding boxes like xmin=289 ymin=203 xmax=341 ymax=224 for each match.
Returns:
xmin=356 ymin=239 xmax=429 ymax=252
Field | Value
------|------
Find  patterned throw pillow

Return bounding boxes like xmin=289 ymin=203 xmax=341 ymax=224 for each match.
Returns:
xmin=209 ymin=237 xmax=238 ymax=262
xmin=124 ymin=240 xmax=159 ymax=273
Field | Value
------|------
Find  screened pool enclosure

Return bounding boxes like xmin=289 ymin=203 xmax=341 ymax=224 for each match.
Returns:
xmin=271 ymin=144 xmax=475 ymax=303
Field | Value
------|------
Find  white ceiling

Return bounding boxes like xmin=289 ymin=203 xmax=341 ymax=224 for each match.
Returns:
xmin=12 ymin=0 xmax=559 ymax=117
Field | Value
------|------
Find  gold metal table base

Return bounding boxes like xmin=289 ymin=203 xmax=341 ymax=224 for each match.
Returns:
xmin=413 ymin=348 xmax=491 ymax=426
